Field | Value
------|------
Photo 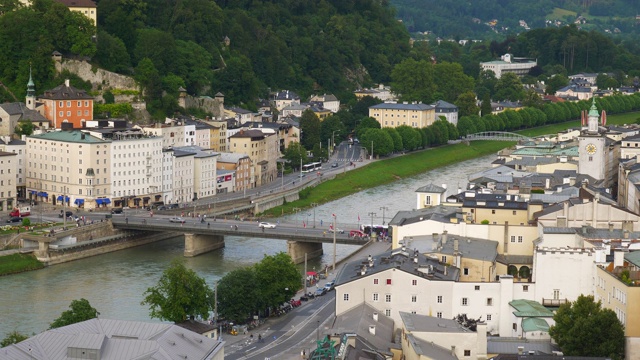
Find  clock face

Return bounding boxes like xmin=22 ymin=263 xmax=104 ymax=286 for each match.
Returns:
xmin=585 ymin=143 xmax=597 ymax=155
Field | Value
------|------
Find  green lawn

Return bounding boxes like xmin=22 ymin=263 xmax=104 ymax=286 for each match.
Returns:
xmin=262 ymin=141 xmax=512 ymax=216
xmin=0 ymin=253 xmax=44 ymax=276
xmin=547 ymin=7 xmax=576 ymax=20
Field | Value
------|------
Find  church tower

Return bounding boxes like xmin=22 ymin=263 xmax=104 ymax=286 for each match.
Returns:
xmin=578 ymin=98 xmax=606 ymax=181
xmin=26 ymin=67 xmax=35 ymax=110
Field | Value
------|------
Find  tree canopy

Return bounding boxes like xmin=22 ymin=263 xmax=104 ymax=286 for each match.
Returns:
xmin=549 ymin=295 xmax=624 ymax=359
xmin=142 ymin=259 xmax=213 ymax=323
xmin=49 ymin=298 xmax=98 ymax=329
xmin=1 ymin=331 xmax=28 ymax=347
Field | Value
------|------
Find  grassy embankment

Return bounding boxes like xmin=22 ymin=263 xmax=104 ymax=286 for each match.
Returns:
xmin=261 ymin=140 xmax=512 ymax=217
xmin=263 ymin=111 xmax=640 ymax=217
xmin=0 ymin=253 xmax=45 ymax=276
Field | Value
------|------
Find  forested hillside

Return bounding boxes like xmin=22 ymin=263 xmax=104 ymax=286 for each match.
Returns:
xmin=0 ymin=0 xmax=415 ymax=116
xmin=392 ymin=0 xmax=640 ymax=38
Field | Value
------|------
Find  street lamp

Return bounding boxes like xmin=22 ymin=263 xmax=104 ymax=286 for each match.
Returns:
xmin=310 ymin=202 xmax=318 ymax=228
xmin=332 ymin=213 xmax=337 ymax=272
xmin=293 ymin=207 xmax=301 ymax=227
xmin=368 ymin=212 xmax=376 ymax=237
xmin=380 ymin=206 xmax=389 ymax=225
xmin=331 ymin=130 xmax=340 ymax=153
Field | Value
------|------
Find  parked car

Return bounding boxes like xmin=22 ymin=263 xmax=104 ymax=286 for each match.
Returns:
xmin=6 ymin=217 xmax=22 ymax=223
xmin=59 ymin=210 xmax=73 ymax=218
xmin=349 ymin=230 xmax=366 ymax=238
xmin=169 ymin=217 xmax=185 ymax=223
xmin=324 ymin=280 xmax=335 ymax=291
xmin=329 ymin=227 xmax=345 ymax=234
xmin=110 ymin=208 xmax=123 ymax=214
xmin=258 ymin=222 xmax=276 ymax=229
xmin=331 ymin=162 xmax=339 ymax=168
xmin=314 ymin=287 xmax=327 ymax=297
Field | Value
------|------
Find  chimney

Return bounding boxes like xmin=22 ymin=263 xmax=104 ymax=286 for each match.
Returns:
xmin=442 ymin=231 xmax=448 ymax=244
xmin=614 ymin=251 xmax=625 ymax=267
xmin=373 ymin=313 xmax=378 ymax=322
xmin=65 ymin=79 xmax=70 ymax=87
xmin=368 ymin=325 xmax=376 ymax=336
xmin=517 ymin=346 xmax=524 ymax=355
xmin=454 ymin=239 xmax=459 ymax=252
xmin=609 ymin=223 xmax=614 ymax=232
xmin=581 ymin=225 xmax=588 ymax=235
xmin=444 ymin=265 xmax=448 ymax=276
xmin=80 ymin=133 xmax=85 ymax=140
xmin=545 ymin=178 xmax=550 ymax=189
xmin=623 ymin=230 xmax=629 ymax=239
xmin=451 ymin=346 xmax=456 ymax=356
xmin=622 ymin=220 xmax=634 ymax=232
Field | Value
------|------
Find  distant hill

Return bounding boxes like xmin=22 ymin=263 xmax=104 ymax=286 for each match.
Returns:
xmin=390 ymin=0 xmax=640 ymax=39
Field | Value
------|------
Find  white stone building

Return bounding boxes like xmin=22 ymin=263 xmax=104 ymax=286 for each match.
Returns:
xmin=0 ymin=151 xmax=17 ymax=212
xmin=0 ymin=137 xmax=26 ymax=200
xmin=480 ymin=54 xmax=537 ymax=79
xmin=172 ymin=148 xmax=194 ymax=203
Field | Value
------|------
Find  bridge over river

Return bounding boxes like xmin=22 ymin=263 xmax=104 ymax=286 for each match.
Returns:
xmin=111 ymin=216 xmax=368 ymax=263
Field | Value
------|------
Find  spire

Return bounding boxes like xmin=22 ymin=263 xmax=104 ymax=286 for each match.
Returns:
xmin=27 ymin=66 xmax=35 ymax=97
xmin=588 ymin=97 xmax=599 ymax=117
xmin=587 ymin=97 xmax=599 ymax=134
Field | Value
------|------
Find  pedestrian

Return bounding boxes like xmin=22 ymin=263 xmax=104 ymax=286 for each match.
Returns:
xmin=320 ymin=219 xmax=323 ymax=226
xmin=258 ymin=334 xmax=262 ymax=342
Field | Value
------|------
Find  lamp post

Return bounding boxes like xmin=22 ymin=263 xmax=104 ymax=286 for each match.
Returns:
xmin=371 ymin=140 xmax=374 ymax=160
xmin=293 ymin=207 xmax=301 ymax=227
xmin=368 ymin=212 xmax=376 ymax=237
xmin=310 ymin=202 xmax=318 ymax=228
xmin=332 ymin=213 xmax=337 ymax=272
xmin=379 ymin=206 xmax=389 ymax=225
xmin=331 ymin=130 xmax=340 ymax=153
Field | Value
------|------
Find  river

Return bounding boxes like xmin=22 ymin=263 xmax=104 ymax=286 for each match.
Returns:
xmin=0 ymin=154 xmax=495 ymax=338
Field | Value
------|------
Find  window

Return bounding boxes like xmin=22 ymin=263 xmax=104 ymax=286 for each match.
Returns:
xmin=464 ymin=350 xmax=471 ymax=356
xmin=343 ymin=294 xmax=349 ymax=301
xmin=518 ymin=236 xmax=523 ymax=243
xmin=441 ymin=255 xmax=447 ymax=263
xmin=510 ymin=235 xmax=516 ymax=243
xmin=412 ymin=279 xmax=417 ymax=286
xmin=464 ymin=268 xmax=469 ymax=276
xmin=513 ymin=323 xmax=517 ymax=331
xmin=436 ymin=312 xmax=442 ymax=318
xmin=411 ymin=295 xmax=417 ymax=303
xmin=462 ymin=298 xmax=468 ymax=306
xmin=491 ymin=209 xmax=495 ymax=214
xmin=487 ymin=298 xmax=493 ymax=306
xmin=385 ymin=309 xmax=391 ymax=316
xmin=386 ymin=279 xmax=392 ymax=285
xmin=373 ymin=279 xmax=378 ymax=285
xmin=425 ymin=195 xmax=431 ymax=205
xmin=385 ymin=294 xmax=391 ymax=303
xmin=437 ymin=296 xmax=442 ymax=303
xmin=373 ymin=293 xmax=379 ymax=302
xmin=523 ymin=285 xmax=529 ymax=292
xmin=487 ymin=314 xmax=492 ymax=321
xmin=475 ymin=285 xmax=480 ymax=290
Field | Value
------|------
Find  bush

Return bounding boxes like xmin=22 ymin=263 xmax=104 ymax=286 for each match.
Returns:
xmin=481 ymin=220 xmax=490 ymax=224
xmin=21 ymin=218 xmax=31 ymax=226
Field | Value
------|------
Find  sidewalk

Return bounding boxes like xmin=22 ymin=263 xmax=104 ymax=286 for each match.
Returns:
xmin=221 ymin=239 xmax=392 ymax=349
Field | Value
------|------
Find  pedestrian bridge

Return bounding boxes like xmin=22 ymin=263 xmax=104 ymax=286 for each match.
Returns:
xmin=464 ymin=131 xmax=533 ymax=142
xmin=111 ymin=217 xmax=369 ymax=263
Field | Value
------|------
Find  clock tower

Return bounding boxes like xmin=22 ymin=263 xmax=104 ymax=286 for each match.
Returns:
xmin=578 ymin=99 xmax=606 ymax=181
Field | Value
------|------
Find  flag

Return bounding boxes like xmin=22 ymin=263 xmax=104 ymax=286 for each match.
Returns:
xmin=358 ymin=214 xmax=360 ymax=221
xmin=303 ymin=221 xmax=306 ymax=228
xmin=602 ymin=110 xmax=607 ymax=126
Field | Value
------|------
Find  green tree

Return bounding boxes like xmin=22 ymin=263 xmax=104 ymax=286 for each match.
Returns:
xmin=545 ymin=74 xmax=569 ymax=95
xmin=94 ymin=31 xmax=131 ymax=73
xmin=283 ymin=141 xmax=307 ymax=171
xmin=1 ymin=330 xmax=28 ymax=347
xmin=50 ymin=298 xmax=98 ymax=329
xmin=300 ymin=109 xmax=321 ymax=150
xmin=384 ymin=127 xmax=403 ymax=152
xmin=494 ymin=72 xmax=525 ymax=102
xmin=355 ymin=116 xmax=381 ymax=138
xmin=454 ymin=91 xmax=479 ymax=117
xmin=549 ymin=295 xmax=624 ymax=359
xmin=395 ymin=125 xmax=421 ymax=151
xmin=351 ymin=96 xmax=382 ymax=119
xmin=522 ymin=89 xmax=544 ymax=109
xmin=360 ymin=128 xmax=394 ymax=157
xmin=14 ymin=121 xmax=34 ymax=136
xmin=480 ymin=93 xmax=492 ymax=117
xmin=391 ymin=58 xmax=436 ymax=103
xmin=433 ymin=62 xmax=475 ymax=103
xmin=217 ymin=267 xmax=259 ymax=323
xmin=253 ymin=253 xmax=301 ymax=312
xmin=141 ymin=259 xmax=213 ymax=323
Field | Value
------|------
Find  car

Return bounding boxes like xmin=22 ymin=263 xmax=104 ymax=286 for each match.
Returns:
xmin=331 ymin=162 xmax=339 ymax=168
xmin=59 ymin=210 xmax=73 ymax=218
xmin=258 ymin=222 xmax=276 ymax=229
xmin=6 ymin=217 xmax=22 ymax=223
xmin=324 ymin=280 xmax=335 ymax=291
xmin=110 ymin=208 xmax=123 ymax=214
xmin=169 ymin=217 xmax=185 ymax=223
xmin=314 ymin=287 xmax=327 ymax=297
xmin=329 ymin=227 xmax=345 ymax=234
xmin=156 ymin=205 xmax=167 ymax=211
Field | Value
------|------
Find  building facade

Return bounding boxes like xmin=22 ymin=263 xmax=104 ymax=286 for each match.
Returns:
xmin=38 ymin=79 xmax=94 ymax=129
xmin=0 ymin=151 xmax=17 ymax=212
xmin=368 ymin=102 xmax=436 ymax=129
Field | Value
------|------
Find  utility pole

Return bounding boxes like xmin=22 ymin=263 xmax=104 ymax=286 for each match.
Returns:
xmin=379 ymin=206 xmax=389 ymax=225
xmin=311 ymin=202 xmax=318 ymax=228
xmin=371 ymin=141 xmax=374 ymax=160
xmin=63 ymin=186 xmax=67 ymax=230
xmin=368 ymin=212 xmax=376 ymax=237
xmin=332 ymin=213 xmax=337 ymax=272
xmin=214 ymin=281 xmax=218 ymax=324
xmin=293 ymin=207 xmax=301 ymax=227
xmin=304 ymin=253 xmax=308 ymax=295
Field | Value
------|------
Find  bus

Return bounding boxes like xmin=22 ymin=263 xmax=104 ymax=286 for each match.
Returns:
xmin=302 ymin=162 xmax=322 ymax=173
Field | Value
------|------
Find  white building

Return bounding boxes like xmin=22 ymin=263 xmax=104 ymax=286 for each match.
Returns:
xmin=0 ymin=137 xmax=26 ymax=200
xmin=0 ymin=151 xmax=17 ymax=212
xmin=433 ymin=100 xmax=459 ymax=125
xmin=480 ymin=54 xmax=537 ymax=79
xmin=161 ymin=148 xmax=175 ymax=204
xmin=174 ymin=146 xmax=218 ymax=200
xmin=172 ymin=148 xmax=194 ymax=203
xmin=309 ymin=94 xmax=340 ymax=113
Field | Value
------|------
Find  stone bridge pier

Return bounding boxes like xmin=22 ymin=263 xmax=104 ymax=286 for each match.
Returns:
xmin=184 ymin=233 xmax=225 ymax=257
xmin=287 ymin=240 xmax=323 ymax=264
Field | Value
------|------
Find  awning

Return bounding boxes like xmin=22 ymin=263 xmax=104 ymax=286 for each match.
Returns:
xmin=133 ymin=198 xmax=141 ymax=202
xmin=143 ymin=197 xmax=150 ymax=200
xmin=155 ymin=195 xmax=162 ymax=199
xmin=74 ymin=198 xmax=84 ymax=205
xmin=95 ymin=199 xmax=104 ymax=205
xmin=103 ymin=198 xmax=111 ymax=204
xmin=40 ymin=192 xmax=48 ymax=198
xmin=522 ymin=318 xmax=550 ymax=333
xmin=57 ymin=195 xmax=70 ymax=202
xmin=30 ymin=190 xmax=38 ymax=194
xmin=306 ymin=271 xmax=317 ymax=276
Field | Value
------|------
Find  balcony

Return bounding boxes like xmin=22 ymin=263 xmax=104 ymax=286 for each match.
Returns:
xmin=542 ymin=298 xmax=568 ymax=307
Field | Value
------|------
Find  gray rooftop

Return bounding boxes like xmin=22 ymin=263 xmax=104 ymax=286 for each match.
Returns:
xmin=405 ymin=333 xmax=457 ymax=359
xmin=0 ymin=102 xmax=49 ymax=122
xmin=388 ymin=205 xmax=458 ymax=227
xmin=369 ymin=103 xmax=434 ymax=111
xmin=29 ymin=130 xmax=109 ymax=144
xmin=218 ymin=152 xmax=250 ymax=163
xmin=400 ymin=312 xmax=472 ymax=333
xmin=405 ymin=233 xmax=499 ymax=262
xmin=332 ymin=303 xmax=395 ymax=352
xmin=487 ymin=337 xmax=558 ymax=355
xmin=1 ymin=318 xmax=224 ymax=360
xmin=415 ymin=184 xmax=447 ymax=194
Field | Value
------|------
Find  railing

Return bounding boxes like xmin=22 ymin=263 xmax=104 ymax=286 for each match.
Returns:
xmin=542 ymin=298 xmax=568 ymax=306
xmin=465 ymin=131 xmax=533 ymax=142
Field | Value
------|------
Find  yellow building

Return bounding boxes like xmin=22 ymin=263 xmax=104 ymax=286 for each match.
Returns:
xmin=202 ymin=118 xmax=228 ymax=152
xmin=368 ymin=102 xmax=436 ymax=129
xmin=229 ymin=129 xmax=279 ymax=186
xmin=595 ymin=253 xmax=640 ymax=360
xmin=56 ymin=0 xmax=97 ymax=27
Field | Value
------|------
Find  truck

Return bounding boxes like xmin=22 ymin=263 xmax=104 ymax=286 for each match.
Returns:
xmin=9 ymin=206 xmax=30 ymax=217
